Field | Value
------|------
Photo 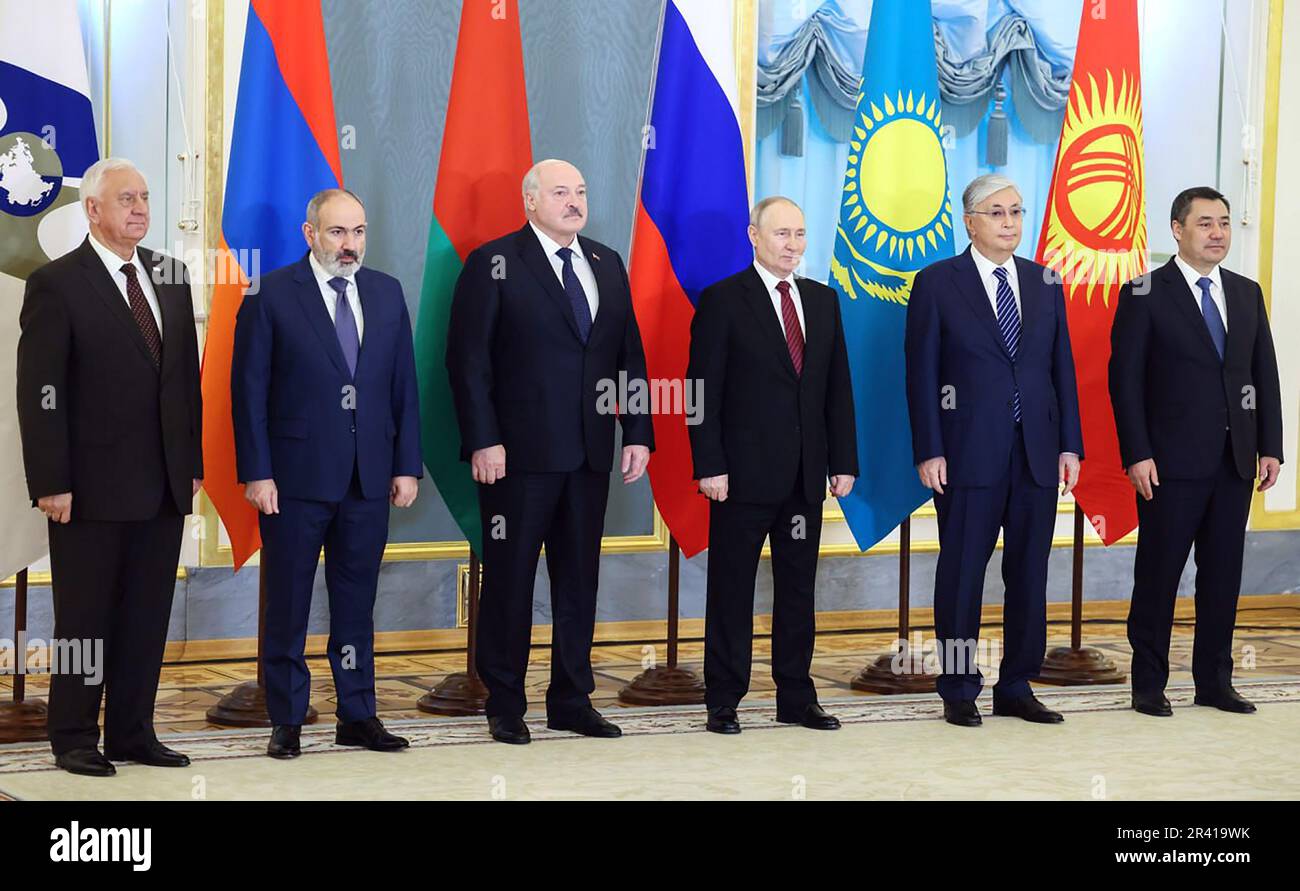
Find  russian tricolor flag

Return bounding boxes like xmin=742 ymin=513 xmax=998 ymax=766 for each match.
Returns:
xmin=629 ymin=0 xmax=751 ymax=558
xmin=201 ymin=0 xmax=342 ymax=569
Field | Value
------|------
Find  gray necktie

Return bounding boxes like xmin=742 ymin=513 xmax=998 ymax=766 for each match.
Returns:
xmin=329 ymin=276 xmax=358 ymax=376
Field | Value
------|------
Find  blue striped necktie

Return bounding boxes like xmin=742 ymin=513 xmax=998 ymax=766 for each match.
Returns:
xmin=993 ymin=266 xmax=1022 ymax=422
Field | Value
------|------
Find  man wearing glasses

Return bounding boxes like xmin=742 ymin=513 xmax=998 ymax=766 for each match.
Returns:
xmin=905 ymin=174 xmax=1084 ymax=727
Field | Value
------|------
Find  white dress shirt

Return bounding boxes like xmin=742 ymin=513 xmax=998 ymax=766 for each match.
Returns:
xmin=970 ymin=245 xmax=1021 ymax=317
xmin=530 ymin=221 xmax=600 ymax=320
xmin=309 ymin=251 xmax=365 ymax=344
xmin=88 ymin=233 xmax=163 ymax=335
xmin=1173 ymin=254 xmax=1227 ymax=332
xmin=752 ymin=260 xmax=805 ymax=337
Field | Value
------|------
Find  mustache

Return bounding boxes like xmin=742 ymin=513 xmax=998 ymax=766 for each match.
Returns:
xmin=336 ymin=249 xmax=359 ymax=260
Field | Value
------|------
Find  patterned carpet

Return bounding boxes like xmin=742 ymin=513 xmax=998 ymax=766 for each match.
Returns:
xmin=3 ymin=679 xmax=1298 ymax=800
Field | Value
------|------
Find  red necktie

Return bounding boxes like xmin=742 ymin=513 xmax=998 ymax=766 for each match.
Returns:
xmin=776 ymin=280 xmax=803 ymax=375
xmin=121 ymin=262 xmax=162 ymax=366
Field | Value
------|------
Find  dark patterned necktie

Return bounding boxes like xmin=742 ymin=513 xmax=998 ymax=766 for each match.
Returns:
xmin=555 ymin=247 xmax=593 ymax=343
xmin=776 ymin=280 xmax=804 ymax=375
xmin=120 ymin=263 xmax=161 ymax=366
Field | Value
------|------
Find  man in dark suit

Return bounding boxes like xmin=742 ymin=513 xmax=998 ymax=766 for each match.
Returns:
xmin=232 ymin=188 xmax=422 ymax=759
xmin=1110 ymin=186 xmax=1283 ymax=718
xmin=17 ymin=158 xmax=203 ymax=776
xmin=446 ymin=159 xmax=653 ymax=745
xmin=688 ymin=196 xmax=857 ymax=735
xmin=906 ymin=174 xmax=1084 ymax=728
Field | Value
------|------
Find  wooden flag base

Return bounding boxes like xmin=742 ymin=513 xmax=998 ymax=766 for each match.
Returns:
xmin=418 ymin=672 xmax=489 ymax=716
xmin=851 ymin=646 xmax=937 ymax=694
xmin=619 ymin=665 xmax=706 ymax=705
xmin=0 ymin=701 xmax=47 ymax=744
xmin=1036 ymin=645 xmax=1126 ymax=685
xmin=206 ymin=680 xmax=319 ymax=727
xmin=618 ymin=537 xmax=705 ymax=706
xmin=1033 ymin=506 xmax=1126 ymax=686
xmin=420 ymin=552 xmax=488 ymax=716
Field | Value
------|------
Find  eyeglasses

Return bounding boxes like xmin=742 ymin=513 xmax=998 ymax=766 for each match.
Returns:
xmin=968 ymin=207 xmax=1025 ymax=220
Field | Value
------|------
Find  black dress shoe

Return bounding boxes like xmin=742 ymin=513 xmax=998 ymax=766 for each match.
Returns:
xmin=547 ymin=707 xmax=622 ymax=738
xmin=267 ymin=724 xmax=302 ymax=759
xmin=55 ymin=748 xmax=116 ymax=777
xmin=943 ymin=700 xmax=982 ymax=727
xmin=488 ymin=715 xmax=531 ymax=745
xmin=776 ymin=702 xmax=841 ymax=730
xmin=706 ymin=706 xmax=741 ymax=734
xmin=1194 ymin=687 xmax=1256 ymax=714
xmin=992 ymin=693 xmax=1064 ymax=724
xmin=1132 ymin=692 xmax=1173 ymax=717
xmin=105 ymin=740 xmax=191 ymax=767
xmin=336 ymin=717 xmax=410 ymax=751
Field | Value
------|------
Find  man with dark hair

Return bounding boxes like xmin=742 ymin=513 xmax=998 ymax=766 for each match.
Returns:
xmin=1110 ymin=186 xmax=1283 ymax=717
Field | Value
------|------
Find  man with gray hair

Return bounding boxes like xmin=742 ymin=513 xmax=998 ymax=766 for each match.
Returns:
xmin=446 ymin=159 xmax=653 ymax=744
xmin=17 ymin=157 xmax=204 ymax=775
xmin=905 ymin=173 xmax=1083 ymax=727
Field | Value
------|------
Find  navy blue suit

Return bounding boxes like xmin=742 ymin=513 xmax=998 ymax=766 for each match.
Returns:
xmin=232 ymin=254 xmax=422 ymax=724
xmin=906 ymin=246 xmax=1083 ymax=703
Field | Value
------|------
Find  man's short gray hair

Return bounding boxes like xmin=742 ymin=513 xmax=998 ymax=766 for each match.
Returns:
xmin=749 ymin=195 xmax=802 ymax=229
xmin=305 ymin=188 xmax=365 ymax=228
xmin=79 ymin=157 xmax=145 ymax=213
xmin=962 ymin=174 xmax=1021 ymax=214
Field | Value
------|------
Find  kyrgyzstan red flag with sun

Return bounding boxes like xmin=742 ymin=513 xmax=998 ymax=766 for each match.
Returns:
xmin=1035 ymin=0 xmax=1147 ymax=545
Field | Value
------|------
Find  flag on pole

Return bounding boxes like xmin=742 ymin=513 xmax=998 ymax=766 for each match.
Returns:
xmin=1035 ymin=0 xmax=1147 ymax=545
xmin=413 ymin=0 xmax=533 ymax=556
xmin=628 ymin=0 xmax=752 ymax=558
xmin=0 ymin=0 xmax=99 ymax=580
xmin=201 ymin=0 xmax=342 ymax=569
xmin=828 ymin=0 xmax=954 ymax=551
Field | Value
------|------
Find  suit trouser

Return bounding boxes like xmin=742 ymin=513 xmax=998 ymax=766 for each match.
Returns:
xmin=260 ymin=469 xmax=390 ymax=725
xmin=476 ymin=466 xmax=610 ymax=719
xmin=932 ymin=432 xmax=1057 ymax=703
xmin=46 ymin=495 xmax=183 ymax=756
xmin=1128 ymin=438 xmax=1252 ymax=696
xmin=703 ymin=470 xmax=823 ymax=712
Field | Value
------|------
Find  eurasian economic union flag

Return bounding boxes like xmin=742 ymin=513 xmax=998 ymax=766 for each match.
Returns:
xmin=0 ymin=0 xmax=99 ymax=580
xmin=829 ymin=0 xmax=953 ymax=551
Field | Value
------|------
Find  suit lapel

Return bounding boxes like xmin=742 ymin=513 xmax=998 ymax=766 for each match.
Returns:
xmin=515 ymin=225 xmax=584 ymax=343
xmin=741 ymin=265 xmax=798 ymax=379
xmin=1013 ymin=255 xmax=1042 ymax=350
xmin=292 ymin=255 xmax=351 ymax=378
xmin=952 ymin=247 xmax=1011 ymax=360
xmin=1162 ymin=260 xmax=1222 ymax=361
xmin=76 ymin=238 xmax=159 ymax=369
xmin=579 ymin=235 xmax=615 ymax=343
xmin=1221 ymin=269 xmax=1250 ymax=364
xmin=143 ymin=249 xmax=185 ymax=376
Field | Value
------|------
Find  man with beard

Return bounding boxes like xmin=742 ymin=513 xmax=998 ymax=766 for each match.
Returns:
xmin=232 ymin=188 xmax=422 ymax=759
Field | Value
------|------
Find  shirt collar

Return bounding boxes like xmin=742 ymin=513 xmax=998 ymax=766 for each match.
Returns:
xmin=88 ymin=232 xmax=142 ymax=277
xmin=970 ymin=245 xmax=1017 ymax=286
xmin=309 ymin=251 xmax=356 ymax=290
xmin=752 ymin=260 xmax=795 ymax=294
xmin=1174 ymin=253 xmax=1222 ymax=294
xmin=529 ymin=221 xmax=581 ymax=261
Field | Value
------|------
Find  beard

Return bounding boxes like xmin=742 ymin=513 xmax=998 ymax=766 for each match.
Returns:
xmin=313 ymin=243 xmax=364 ymax=277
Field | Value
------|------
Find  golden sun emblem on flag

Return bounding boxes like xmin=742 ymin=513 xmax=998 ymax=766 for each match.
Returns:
xmin=1040 ymin=69 xmax=1147 ymax=305
xmin=831 ymin=89 xmax=952 ymax=304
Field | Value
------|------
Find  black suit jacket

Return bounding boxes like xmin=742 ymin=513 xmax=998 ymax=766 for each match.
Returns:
xmin=16 ymin=237 xmax=203 ymax=520
xmin=687 ymin=265 xmax=858 ymax=504
xmin=446 ymin=224 xmax=653 ymax=473
xmin=1109 ymin=258 xmax=1283 ymax=480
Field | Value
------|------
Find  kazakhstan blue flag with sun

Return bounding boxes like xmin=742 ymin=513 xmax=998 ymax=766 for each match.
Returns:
xmin=830 ymin=0 xmax=953 ymax=551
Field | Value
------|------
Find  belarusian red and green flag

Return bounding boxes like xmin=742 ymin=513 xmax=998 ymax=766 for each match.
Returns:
xmin=414 ymin=0 xmax=533 ymax=554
